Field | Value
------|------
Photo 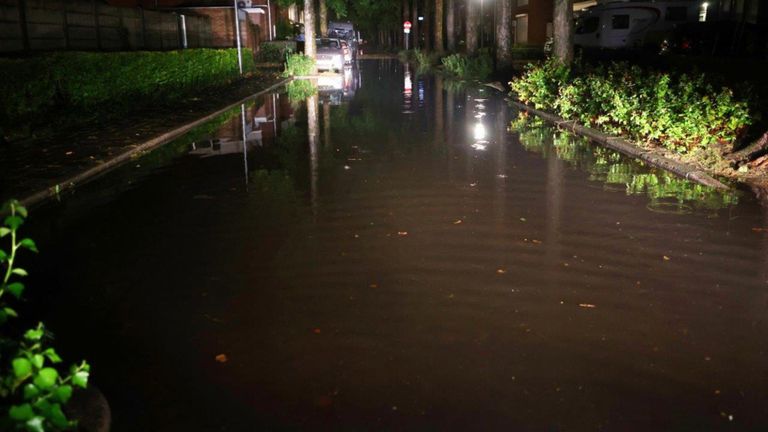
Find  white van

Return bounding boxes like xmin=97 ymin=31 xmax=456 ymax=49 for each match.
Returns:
xmin=574 ymin=0 xmax=703 ymax=49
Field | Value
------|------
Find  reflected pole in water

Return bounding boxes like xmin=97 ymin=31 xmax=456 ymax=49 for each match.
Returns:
xmin=446 ymin=85 xmax=455 ymax=181
xmin=323 ymin=101 xmax=331 ymax=149
xmin=241 ymin=104 xmax=248 ymax=186
xmin=545 ymin=134 xmax=564 ymax=271
xmin=494 ymin=98 xmax=508 ymax=228
xmin=307 ymin=92 xmax=320 ymax=217
xmin=435 ymin=75 xmax=444 ymax=152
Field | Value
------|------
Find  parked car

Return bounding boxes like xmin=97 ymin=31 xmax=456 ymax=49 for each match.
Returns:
xmin=316 ymin=38 xmax=344 ymax=72
xmin=339 ymin=40 xmax=352 ymax=64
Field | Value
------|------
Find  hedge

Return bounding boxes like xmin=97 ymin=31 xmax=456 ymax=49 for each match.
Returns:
xmin=0 ymin=49 xmax=253 ymax=133
xmin=509 ymin=59 xmax=752 ymax=154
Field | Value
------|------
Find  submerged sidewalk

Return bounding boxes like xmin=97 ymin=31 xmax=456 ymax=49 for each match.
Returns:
xmin=0 ymin=72 xmax=289 ymax=208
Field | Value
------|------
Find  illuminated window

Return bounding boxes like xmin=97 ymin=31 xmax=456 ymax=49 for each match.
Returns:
xmin=699 ymin=2 xmax=709 ymax=22
xmin=515 ymin=14 xmax=528 ymax=44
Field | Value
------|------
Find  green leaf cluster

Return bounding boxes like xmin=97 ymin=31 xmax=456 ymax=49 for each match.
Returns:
xmin=283 ymin=53 xmax=316 ymax=77
xmin=0 ymin=200 xmax=91 ymax=431
xmin=509 ymin=59 xmax=752 ymax=155
xmin=0 ymin=49 xmax=252 ymax=135
xmin=441 ymin=51 xmax=493 ymax=81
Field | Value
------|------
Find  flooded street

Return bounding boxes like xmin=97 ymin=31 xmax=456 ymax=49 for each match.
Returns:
xmin=24 ymin=60 xmax=768 ymax=431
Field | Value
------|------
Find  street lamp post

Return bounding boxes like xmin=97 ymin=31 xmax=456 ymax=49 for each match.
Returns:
xmin=233 ymin=0 xmax=243 ymax=74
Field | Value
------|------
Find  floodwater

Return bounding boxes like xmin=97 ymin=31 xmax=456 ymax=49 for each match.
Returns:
xmin=23 ymin=60 xmax=768 ymax=431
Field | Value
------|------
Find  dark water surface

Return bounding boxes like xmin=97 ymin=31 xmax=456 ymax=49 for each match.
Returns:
xmin=23 ymin=61 xmax=768 ymax=431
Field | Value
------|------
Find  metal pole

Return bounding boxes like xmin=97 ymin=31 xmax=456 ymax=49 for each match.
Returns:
xmin=233 ymin=1 xmax=243 ymax=74
xmin=180 ymin=14 xmax=188 ymax=48
xmin=266 ymin=0 xmax=273 ymax=40
xmin=241 ymin=104 xmax=249 ymax=185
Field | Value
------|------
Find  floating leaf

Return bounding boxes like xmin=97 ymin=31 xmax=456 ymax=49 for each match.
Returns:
xmin=215 ymin=354 xmax=228 ymax=363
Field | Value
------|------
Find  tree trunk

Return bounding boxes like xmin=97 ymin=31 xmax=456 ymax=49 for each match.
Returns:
xmin=304 ymin=0 xmax=316 ymax=69
xmin=466 ymin=0 xmax=479 ymax=55
xmin=553 ymin=0 xmax=573 ymax=63
xmin=412 ymin=0 xmax=419 ymax=49
xmin=446 ymin=0 xmax=455 ymax=51
xmin=319 ymin=0 xmax=328 ymax=37
xmin=495 ymin=0 xmax=512 ymax=68
xmin=435 ymin=0 xmax=444 ymax=52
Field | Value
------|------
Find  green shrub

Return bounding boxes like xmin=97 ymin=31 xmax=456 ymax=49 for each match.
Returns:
xmin=441 ymin=51 xmax=492 ymax=81
xmin=0 ymin=200 xmax=91 ymax=431
xmin=510 ymin=59 xmax=751 ymax=154
xmin=286 ymin=80 xmax=318 ymax=105
xmin=256 ymin=42 xmax=285 ymax=62
xmin=0 ymin=49 xmax=250 ymax=135
xmin=283 ymin=53 xmax=314 ymax=77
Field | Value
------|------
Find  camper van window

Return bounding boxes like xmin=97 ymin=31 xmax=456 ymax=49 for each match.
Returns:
xmin=665 ymin=7 xmax=687 ymax=21
xmin=576 ymin=17 xmax=600 ymax=34
xmin=611 ymin=14 xmax=630 ymax=30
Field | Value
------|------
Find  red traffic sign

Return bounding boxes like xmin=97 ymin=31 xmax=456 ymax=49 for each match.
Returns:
xmin=403 ymin=21 xmax=412 ymax=30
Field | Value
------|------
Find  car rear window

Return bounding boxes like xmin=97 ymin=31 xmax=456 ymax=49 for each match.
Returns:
xmin=317 ymin=39 xmax=340 ymax=48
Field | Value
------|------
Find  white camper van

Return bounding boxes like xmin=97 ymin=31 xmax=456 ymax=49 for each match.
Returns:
xmin=574 ymin=0 xmax=703 ymax=50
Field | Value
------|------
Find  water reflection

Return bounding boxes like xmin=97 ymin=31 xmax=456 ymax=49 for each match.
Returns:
xmin=511 ymin=116 xmax=740 ymax=211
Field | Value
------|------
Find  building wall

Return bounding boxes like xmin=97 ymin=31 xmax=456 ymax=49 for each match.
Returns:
xmin=515 ymin=0 xmax=553 ymax=46
xmin=0 ymin=0 xmax=212 ymax=53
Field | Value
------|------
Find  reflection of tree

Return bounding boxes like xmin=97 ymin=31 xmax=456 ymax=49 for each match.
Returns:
xmin=286 ymin=80 xmax=318 ymax=107
xmin=513 ymin=119 xmax=740 ymax=210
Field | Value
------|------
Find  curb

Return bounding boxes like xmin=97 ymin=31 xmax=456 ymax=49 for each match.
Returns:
xmin=508 ymin=100 xmax=730 ymax=190
xmin=18 ymin=77 xmax=293 ymax=210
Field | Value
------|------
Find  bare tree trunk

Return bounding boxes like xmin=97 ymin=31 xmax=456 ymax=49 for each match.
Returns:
xmin=466 ymin=0 xmax=479 ymax=54
xmin=446 ymin=0 xmax=455 ymax=51
xmin=319 ymin=0 xmax=328 ymax=37
xmin=304 ymin=0 xmax=317 ymax=70
xmin=495 ymin=0 xmax=512 ymax=68
xmin=412 ymin=0 xmax=419 ymax=49
xmin=553 ymin=0 xmax=573 ymax=63
xmin=435 ymin=0 xmax=444 ymax=52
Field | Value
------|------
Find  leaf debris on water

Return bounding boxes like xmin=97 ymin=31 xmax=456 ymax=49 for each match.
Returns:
xmin=578 ymin=303 xmax=596 ymax=308
xmin=453 ymin=219 xmax=463 ymax=225
xmin=215 ymin=354 xmax=228 ymax=363
xmin=397 ymin=231 xmax=408 ymax=236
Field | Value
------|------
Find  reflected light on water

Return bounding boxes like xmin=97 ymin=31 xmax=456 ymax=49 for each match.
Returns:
xmin=473 ymin=122 xmax=487 ymax=141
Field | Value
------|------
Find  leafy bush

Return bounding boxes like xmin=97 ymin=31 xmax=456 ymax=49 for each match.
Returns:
xmin=0 ymin=200 xmax=91 ymax=431
xmin=441 ymin=51 xmax=493 ymax=81
xmin=256 ymin=42 xmax=285 ymax=62
xmin=286 ymin=80 xmax=318 ymax=106
xmin=283 ymin=53 xmax=315 ymax=77
xmin=510 ymin=59 xmax=752 ymax=153
xmin=0 ymin=49 xmax=251 ymax=136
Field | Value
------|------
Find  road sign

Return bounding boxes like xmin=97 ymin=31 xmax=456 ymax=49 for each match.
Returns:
xmin=403 ymin=21 xmax=412 ymax=30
